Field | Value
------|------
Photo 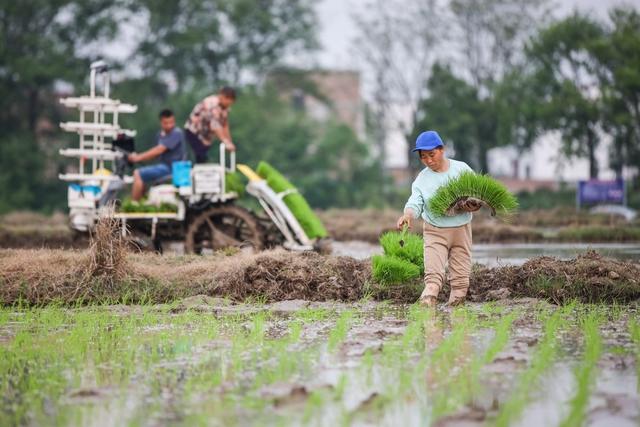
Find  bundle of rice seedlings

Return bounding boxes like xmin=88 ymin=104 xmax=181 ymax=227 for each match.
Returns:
xmin=371 ymin=254 xmax=422 ymax=285
xmin=256 ymin=161 xmax=328 ymax=239
xmin=379 ymin=230 xmax=423 ymax=268
xmin=429 ymin=172 xmax=518 ymax=218
xmin=225 ymin=172 xmax=246 ymax=196
xmin=120 ymin=198 xmax=177 ymax=213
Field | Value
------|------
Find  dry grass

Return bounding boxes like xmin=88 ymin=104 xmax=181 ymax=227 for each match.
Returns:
xmin=0 ymin=248 xmax=371 ymax=305
xmin=469 ymin=250 xmax=640 ymax=304
xmin=85 ymin=212 xmax=128 ymax=282
xmin=0 ymin=211 xmax=78 ymax=249
xmin=0 ymin=211 xmax=67 ymax=227
xmin=1 ymin=247 xmax=639 ymax=306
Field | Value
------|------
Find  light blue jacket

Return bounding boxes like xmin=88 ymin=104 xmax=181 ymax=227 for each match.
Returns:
xmin=404 ymin=159 xmax=474 ymax=228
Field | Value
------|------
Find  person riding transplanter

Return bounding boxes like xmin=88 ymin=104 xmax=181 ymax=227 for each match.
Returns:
xmin=396 ymin=131 xmax=481 ymax=308
xmin=127 ymin=109 xmax=186 ymax=201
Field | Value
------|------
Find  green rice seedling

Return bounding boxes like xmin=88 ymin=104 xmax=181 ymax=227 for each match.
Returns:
xmin=428 ymin=171 xmax=518 ymax=218
xmin=120 ymin=197 xmax=178 ymax=213
xmin=287 ymin=319 xmax=303 ymax=343
xmin=225 ymin=171 xmax=246 ymax=196
xmin=334 ymin=374 xmax=348 ymax=401
xmin=295 ymin=307 xmax=332 ymax=323
xmin=371 ymin=254 xmax=422 ymax=285
xmin=379 ymin=230 xmax=424 ymax=267
xmin=630 ymin=319 xmax=640 ymax=391
xmin=302 ymin=390 xmax=325 ymax=424
xmin=328 ymin=310 xmax=354 ymax=351
xmin=256 ymin=161 xmax=328 ymax=239
xmin=493 ymin=311 xmax=562 ymax=427
xmin=559 ymin=313 xmax=603 ymax=427
xmin=482 ymin=311 xmax=518 ymax=364
xmin=431 ymin=311 xmax=517 ymax=420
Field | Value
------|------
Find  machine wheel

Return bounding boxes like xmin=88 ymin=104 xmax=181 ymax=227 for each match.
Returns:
xmin=125 ymin=229 xmax=157 ymax=253
xmin=185 ymin=205 xmax=264 ymax=254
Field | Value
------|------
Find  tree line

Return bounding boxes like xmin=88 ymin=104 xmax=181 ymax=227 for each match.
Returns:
xmin=1 ymin=1 xmax=639 ymax=214
xmin=357 ymin=1 xmax=640 ymax=181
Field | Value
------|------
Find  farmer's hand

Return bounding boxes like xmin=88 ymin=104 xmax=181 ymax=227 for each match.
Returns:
xmin=461 ymin=198 xmax=483 ymax=212
xmin=223 ymin=139 xmax=236 ymax=152
xmin=127 ymin=152 xmax=140 ymax=163
xmin=396 ymin=213 xmax=413 ymax=230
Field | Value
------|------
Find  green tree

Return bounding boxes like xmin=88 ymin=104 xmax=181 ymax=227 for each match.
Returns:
xmin=525 ymin=14 xmax=606 ymax=179
xmin=134 ymin=0 xmax=318 ymax=88
xmin=591 ymin=8 xmax=640 ymax=178
xmin=0 ymin=1 xmax=134 ymax=213
xmin=229 ymin=86 xmax=384 ymax=208
xmin=298 ymin=122 xmax=385 ymax=208
xmin=0 ymin=0 xmax=319 ymax=213
xmin=409 ymin=63 xmax=497 ymax=173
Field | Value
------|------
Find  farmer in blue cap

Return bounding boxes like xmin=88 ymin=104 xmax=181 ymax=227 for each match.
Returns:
xmin=396 ymin=131 xmax=479 ymax=308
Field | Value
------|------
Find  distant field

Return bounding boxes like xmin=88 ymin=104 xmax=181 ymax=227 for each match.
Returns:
xmin=0 ymin=209 xmax=639 ymax=250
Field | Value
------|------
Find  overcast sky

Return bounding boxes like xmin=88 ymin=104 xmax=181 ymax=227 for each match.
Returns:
xmin=311 ymin=0 xmax=639 ymax=70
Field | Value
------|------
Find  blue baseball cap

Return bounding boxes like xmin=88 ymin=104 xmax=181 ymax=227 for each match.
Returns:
xmin=412 ymin=131 xmax=444 ymax=152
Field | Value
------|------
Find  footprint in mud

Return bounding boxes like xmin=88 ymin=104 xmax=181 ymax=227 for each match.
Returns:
xmin=348 ymin=392 xmax=394 ymax=424
xmin=65 ymin=387 xmax=114 ymax=404
xmin=485 ymin=354 xmax=528 ymax=375
xmin=432 ymin=407 xmax=487 ymax=427
xmin=339 ymin=322 xmax=406 ymax=358
xmin=260 ymin=382 xmax=334 ymax=410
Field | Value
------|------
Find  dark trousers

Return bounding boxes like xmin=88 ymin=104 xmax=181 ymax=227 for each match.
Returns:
xmin=185 ymin=129 xmax=210 ymax=164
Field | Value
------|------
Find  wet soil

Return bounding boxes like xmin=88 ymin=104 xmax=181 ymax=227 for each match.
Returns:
xmin=3 ymin=300 xmax=636 ymax=426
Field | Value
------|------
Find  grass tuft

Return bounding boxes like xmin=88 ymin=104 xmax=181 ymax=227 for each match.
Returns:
xmin=429 ymin=171 xmax=518 ymax=218
xmin=87 ymin=210 xmax=128 ymax=282
xmin=256 ymin=161 xmax=328 ymax=239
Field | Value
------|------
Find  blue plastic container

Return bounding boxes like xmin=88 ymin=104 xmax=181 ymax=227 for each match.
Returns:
xmin=172 ymin=161 xmax=192 ymax=187
xmin=69 ymin=184 xmax=101 ymax=195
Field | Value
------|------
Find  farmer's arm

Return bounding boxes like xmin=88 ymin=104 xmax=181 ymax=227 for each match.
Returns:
xmin=208 ymin=119 xmax=236 ymax=152
xmin=397 ymin=181 xmax=424 ymax=229
xmin=128 ymin=145 xmax=167 ymax=163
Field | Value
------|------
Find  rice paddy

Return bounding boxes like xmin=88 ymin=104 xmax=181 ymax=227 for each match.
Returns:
xmin=1 ymin=299 xmax=638 ymax=426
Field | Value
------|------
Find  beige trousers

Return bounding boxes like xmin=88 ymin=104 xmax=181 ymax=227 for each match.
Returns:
xmin=421 ymin=221 xmax=472 ymax=302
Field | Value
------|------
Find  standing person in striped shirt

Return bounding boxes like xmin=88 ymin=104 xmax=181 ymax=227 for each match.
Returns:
xmin=184 ymin=87 xmax=237 ymax=163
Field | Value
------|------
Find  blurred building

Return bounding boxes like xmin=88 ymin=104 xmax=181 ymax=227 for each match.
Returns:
xmin=382 ymin=103 xmax=412 ymax=185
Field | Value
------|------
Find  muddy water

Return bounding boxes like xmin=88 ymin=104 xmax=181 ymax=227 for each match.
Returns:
xmin=1 ymin=300 xmax=638 ymax=426
xmin=333 ymin=241 xmax=640 ymax=267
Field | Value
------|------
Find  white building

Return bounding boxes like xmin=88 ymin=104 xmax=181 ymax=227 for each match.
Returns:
xmin=487 ymin=131 xmax=638 ymax=183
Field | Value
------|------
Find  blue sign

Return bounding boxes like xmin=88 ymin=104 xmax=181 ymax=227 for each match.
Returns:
xmin=577 ymin=179 xmax=625 ymax=205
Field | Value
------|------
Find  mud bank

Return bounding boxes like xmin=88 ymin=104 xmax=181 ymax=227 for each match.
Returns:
xmin=1 ymin=249 xmax=639 ymax=306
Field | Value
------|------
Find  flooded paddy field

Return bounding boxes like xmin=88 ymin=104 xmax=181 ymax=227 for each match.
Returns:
xmin=1 ymin=299 xmax=638 ymax=426
xmin=333 ymin=241 xmax=640 ymax=267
